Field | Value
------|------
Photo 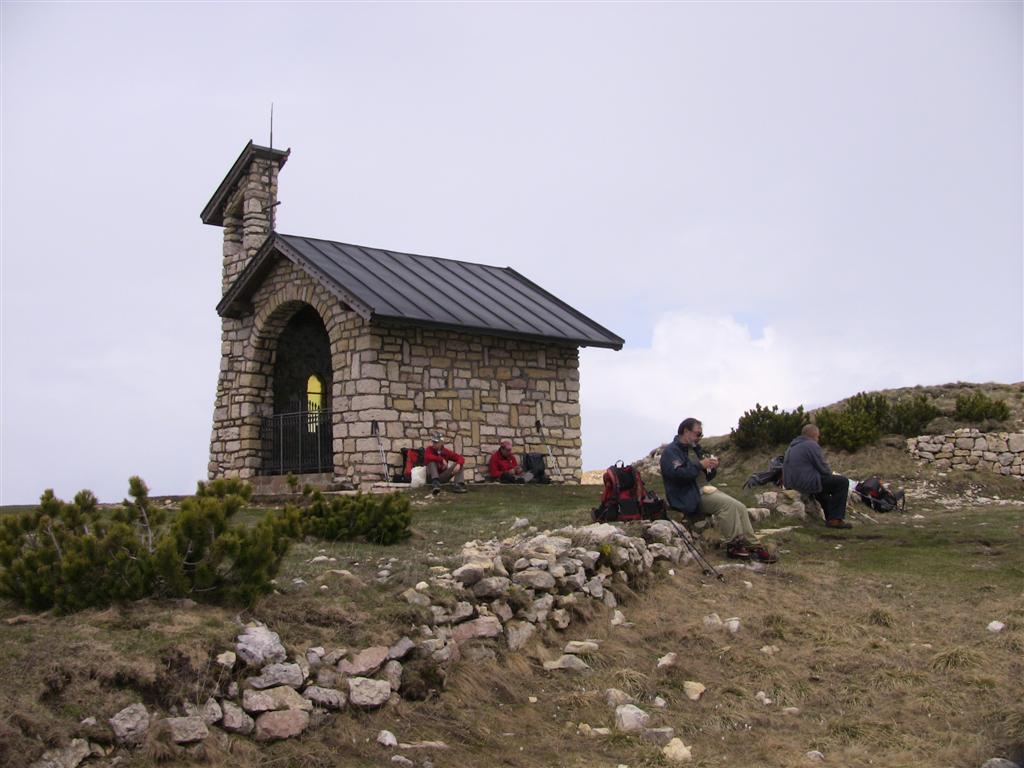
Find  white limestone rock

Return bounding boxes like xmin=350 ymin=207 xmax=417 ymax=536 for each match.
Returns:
xmin=614 ymin=704 xmax=650 ymax=732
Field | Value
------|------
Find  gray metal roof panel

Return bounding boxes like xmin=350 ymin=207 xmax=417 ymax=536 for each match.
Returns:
xmin=234 ymin=234 xmax=622 ymax=349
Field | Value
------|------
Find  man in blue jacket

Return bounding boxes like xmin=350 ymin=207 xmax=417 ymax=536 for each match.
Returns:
xmin=661 ymin=418 xmax=775 ymax=562
xmin=782 ymin=424 xmax=852 ymax=529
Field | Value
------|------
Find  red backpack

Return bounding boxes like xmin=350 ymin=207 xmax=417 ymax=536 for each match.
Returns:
xmin=592 ymin=461 xmax=665 ymax=522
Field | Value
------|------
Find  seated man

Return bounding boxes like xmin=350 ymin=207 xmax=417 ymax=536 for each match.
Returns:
xmin=488 ymin=439 xmax=533 ymax=483
xmin=660 ymin=417 xmax=776 ymax=562
xmin=424 ymin=433 xmax=467 ymax=495
xmin=783 ymin=424 xmax=852 ymax=529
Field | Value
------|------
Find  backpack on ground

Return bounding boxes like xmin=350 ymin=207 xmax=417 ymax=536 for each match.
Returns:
xmin=853 ymin=475 xmax=905 ymax=513
xmin=521 ymin=452 xmax=550 ymax=483
xmin=744 ymin=455 xmax=785 ymax=489
xmin=592 ymin=461 xmax=666 ymax=522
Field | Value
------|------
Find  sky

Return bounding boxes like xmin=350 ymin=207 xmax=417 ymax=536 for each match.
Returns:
xmin=1 ymin=2 xmax=1021 ymax=504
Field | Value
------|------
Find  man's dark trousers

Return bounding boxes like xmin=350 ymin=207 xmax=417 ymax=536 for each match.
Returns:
xmin=814 ymin=473 xmax=849 ymax=521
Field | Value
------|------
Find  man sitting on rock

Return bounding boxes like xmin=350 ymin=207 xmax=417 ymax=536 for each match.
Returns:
xmin=488 ymin=439 xmax=533 ymax=483
xmin=783 ymin=424 xmax=852 ymax=529
xmin=660 ymin=418 xmax=776 ymax=562
xmin=424 ymin=433 xmax=467 ymax=495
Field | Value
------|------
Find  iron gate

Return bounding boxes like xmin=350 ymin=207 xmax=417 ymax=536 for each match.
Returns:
xmin=260 ymin=408 xmax=333 ymax=475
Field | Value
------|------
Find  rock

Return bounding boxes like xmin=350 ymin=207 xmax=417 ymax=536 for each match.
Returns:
xmin=564 ymin=640 xmax=600 ymax=654
xmin=236 ymin=625 xmax=287 ymax=668
xmin=348 ymin=677 xmax=392 ymax=708
xmin=683 ymin=681 xmax=705 ymax=701
xmin=28 ymin=738 xmax=90 ymax=768
xmin=702 ymin=613 xmax=722 ymax=628
xmin=303 ymin=686 xmax=346 ymax=710
xmin=653 ymin=696 xmax=667 ymax=708
xmin=755 ymin=691 xmax=773 ymax=705
xmin=605 ymin=688 xmax=634 ymax=707
xmin=215 ymin=650 xmax=236 ymax=669
xmin=760 ymin=645 xmax=780 ymax=656
xmin=391 ymin=757 xmax=415 ymax=767
xmin=452 ymin=563 xmax=486 ymax=586
xmin=783 ymin=706 xmax=801 ymax=715
xmin=402 ymin=588 xmax=431 ymax=607
xmin=980 ymin=760 xmax=1021 ymax=768
xmin=383 ymin=660 xmax=403 ymax=691
xmin=610 ymin=610 xmax=626 ymax=626
xmin=192 ymin=698 xmax=222 ymax=725
xmin=339 ymin=646 xmax=389 ymax=676
xmin=254 ymin=709 xmax=310 ymax=742
xmin=987 ymin=620 xmax=1006 ymax=633
xmin=242 ymin=686 xmax=312 ymax=713
xmin=806 ymin=750 xmax=825 ymax=761
xmin=511 ymin=517 xmax=530 ymax=530
xmin=513 ymin=568 xmax=556 ymax=591
xmin=452 ymin=615 xmax=503 ymax=644
xmin=310 ymin=555 xmax=329 ymax=563
xmin=505 ymin=620 xmax=536 ymax=651
xmin=657 ymin=652 xmax=677 ymax=669
xmin=472 ymin=576 xmax=511 ymax=599
xmin=164 ymin=716 xmax=209 ymax=744
xmin=583 ymin=576 xmax=604 ymax=598
xmin=220 ymin=701 xmax=255 ymax=734
xmin=642 ymin=727 xmax=676 ymax=745
xmin=109 ymin=703 xmax=149 ymax=745
xmin=415 ymin=580 xmax=429 ymax=591
xmin=724 ymin=617 xmax=741 ymax=634
xmin=388 ymin=636 xmax=416 ymax=660
xmin=662 ymin=738 xmax=693 ymax=762
xmin=543 ymin=654 xmax=591 ymax=672
xmin=247 ymin=662 xmax=305 ymax=689
xmin=377 ymin=729 xmax=398 ymax=747
xmin=645 ymin=520 xmax=677 ymax=544
xmin=550 ymin=608 xmax=571 ymax=629
xmin=614 ymin=704 xmax=650 ymax=732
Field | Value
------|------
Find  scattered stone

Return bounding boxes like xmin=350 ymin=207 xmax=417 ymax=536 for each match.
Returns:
xmin=980 ymin=760 xmax=1021 ymax=768
xmin=383 ymin=660 xmax=403 ymax=690
xmin=389 ymin=636 xmax=416 ymax=660
xmin=215 ymin=650 xmax=236 ymax=669
xmin=242 ymin=686 xmax=312 ymax=714
xmin=652 ymin=696 xmax=667 ymax=708
xmin=657 ymin=652 xmax=677 ymax=669
xmin=783 ymin=706 xmax=801 ymax=715
xmin=415 ymin=580 xmax=429 ymax=591
xmin=310 ymin=555 xmax=329 ymax=563
xmin=247 ymin=662 xmax=304 ymax=689
xmin=391 ymin=757 xmax=415 ymax=767
xmin=452 ymin=615 xmax=503 ymax=644
xmin=505 ymin=620 xmax=537 ymax=651
xmin=703 ymin=613 xmax=723 ymax=628
xmin=472 ymin=576 xmax=511 ymax=599
xmin=564 ymin=640 xmax=600 ymax=654
xmin=605 ymin=688 xmax=634 ymax=707
xmin=254 ymin=709 xmax=310 ymax=742
xmin=513 ymin=568 xmax=556 ymax=591
xmin=614 ymin=704 xmax=650 ymax=732
xmin=164 ymin=716 xmax=209 ymax=744
xmin=683 ymin=681 xmax=705 ymax=701
xmin=452 ymin=563 xmax=486 ymax=586
xmin=755 ymin=691 xmax=773 ymax=705
xmin=724 ymin=617 xmax=741 ymax=634
xmin=511 ymin=517 xmax=530 ymax=530
xmin=543 ymin=654 xmax=591 ymax=672
xmin=761 ymin=645 xmax=780 ymax=656
xmin=806 ymin=750 xmax=825 ymax=761
xmin=220 ymin=701 xmax=255 ymax=734
xmin=236 ymin=625 xmax=287 ymax=668
xmin=643 ymin=726 xmax=676 ymax=745
xmin=109 ymin=703 xmax=149 ymax=745
xmin=28 ymin=738 xmax=90 ymax=768
xmin=378 ymin=729 xmax=398 ymax=747
xmin=348 ymin=677 xmax=392 ymax=708
xmin=303 ymin=686 xmax=346 ymax=710
xmin=663 ymin=738 xmax=693 ymax=762
xmin=402 ymin=588 xmax=431 ymax=607
xmin=987 ymin=621 xmax=1006 ymax=633
xmin=339 ymin=646 xmax=389 ymax=677
xmin=610 ymin=610 xmax=626 ymax=626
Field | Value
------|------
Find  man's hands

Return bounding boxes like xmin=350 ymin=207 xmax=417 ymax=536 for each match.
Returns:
xmin=700 ymin=455 xmax=720 ymax=471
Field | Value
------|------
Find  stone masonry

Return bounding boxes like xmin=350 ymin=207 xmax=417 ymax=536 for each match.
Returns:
xmin=907 ymin=429 xmax=1024 ymax=478
xmin=206 ymin=144 xmax=585 ymax=487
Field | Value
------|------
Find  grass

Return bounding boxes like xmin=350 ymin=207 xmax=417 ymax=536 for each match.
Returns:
xmin=1 ymin=439 xmax=1022 ymax=766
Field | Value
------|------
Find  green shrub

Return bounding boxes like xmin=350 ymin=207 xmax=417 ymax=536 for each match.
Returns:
xmin=954 ymin=391 xmax=1011 ymax=423
xmin=731 ymin=404 xmax=809 ymax=450
xmin=298 ymin=491 xmax=412 ymax=545
xmin=887 ymin=394 xmax=941 ymax=436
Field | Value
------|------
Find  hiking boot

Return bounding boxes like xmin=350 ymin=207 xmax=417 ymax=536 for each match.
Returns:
xmin=431 ymin=480 xmax=441 ymax=496
xmin=726 ymin=538 xmax=751 ymax=559
xmin=514 ymin=476 xmax=527 ymax=484
xmin=452 ymin=483 xmax=468 ymax=494
xmin=751 ymin=545 xmax=779 ymax=564
xmin=825 ymin=519 xmax=853 ymax=529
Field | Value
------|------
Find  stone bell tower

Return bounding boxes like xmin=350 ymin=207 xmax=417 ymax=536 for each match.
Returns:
xmin=202 ymin=141 xmax=290 ymax=478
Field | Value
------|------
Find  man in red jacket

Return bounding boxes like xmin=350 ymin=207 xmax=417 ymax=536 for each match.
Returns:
xmin=424 ymin=433 xmax=467 ymax=495
xmin=488 ymin=439 xmax=532 ymax=483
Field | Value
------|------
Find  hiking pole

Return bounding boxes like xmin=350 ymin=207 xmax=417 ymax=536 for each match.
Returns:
xmin=666 ymin=516 xmax=725 ymax=582
xmin=534 ymin=419 xmax=565 ymax=483
xmin=370 ymin=420 xmax=390 ymax=486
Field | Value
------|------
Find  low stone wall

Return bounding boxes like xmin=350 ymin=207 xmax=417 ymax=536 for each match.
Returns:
xmin=907 ymin=429 xmax=1024 ymax=477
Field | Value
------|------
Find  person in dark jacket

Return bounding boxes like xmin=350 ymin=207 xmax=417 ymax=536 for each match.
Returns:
xmin=424 ymin=433 xmax=467 ymax=495
xmin=661 ymin=418 xmax=775 ymax=562
xmin=783 ymin=424 xmax=851 ymax=528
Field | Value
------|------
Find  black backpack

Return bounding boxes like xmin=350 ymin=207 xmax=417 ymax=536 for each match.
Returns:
xmin=854 ymin=476 xmax=905 ymax=513
xmin=744 ymin=455 xmax=785 ymax=489
xmin=592 ymin=461 xmax=667 ymax=522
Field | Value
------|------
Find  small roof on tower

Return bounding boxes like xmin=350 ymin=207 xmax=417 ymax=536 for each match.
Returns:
xmin=200 ymin=141 xmax=290 ymax=227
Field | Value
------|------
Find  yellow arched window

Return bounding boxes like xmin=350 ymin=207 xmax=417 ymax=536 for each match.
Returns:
xmin=307 ymin=375 xmax=322 ymax=432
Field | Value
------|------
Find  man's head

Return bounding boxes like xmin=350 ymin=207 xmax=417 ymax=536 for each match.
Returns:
xmin=802 ymin=424 xmax=821 ymax=442
xmin=677 ymin=418 xmax=703 ymax=445
xmin=499 ymin=438 xmax=513 ymax=455
xmin=431 ymin=433 xmax=444 ymax=447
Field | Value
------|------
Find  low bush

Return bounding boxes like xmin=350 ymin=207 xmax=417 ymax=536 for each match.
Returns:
xmin=954 ymin=391 xmax=1011 ymax=423
xmin=815 ymin=406 xmax=881 ymax=452
xmin=730 ymin=404 xmax=809 ymax=450
xmin=815 ymin=391 xmax=943 ymax=450
xmin=887 ymin=394 xmax=941 ymax=436
xmin=0 ymin=477 xmax=412 ymax=613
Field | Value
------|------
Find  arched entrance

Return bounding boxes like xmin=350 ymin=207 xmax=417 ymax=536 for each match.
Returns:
xmin=260 ymin=305 xmax=335 ymax=475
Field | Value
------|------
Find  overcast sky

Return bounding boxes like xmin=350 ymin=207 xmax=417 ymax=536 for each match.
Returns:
xmin=1 ymin=2 xmax=1021 ymax=504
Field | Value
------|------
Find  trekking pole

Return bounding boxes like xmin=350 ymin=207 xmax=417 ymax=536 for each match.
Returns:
xmin=534 ymin=419 xmax=565 ymax=482
xmin=666 ymin=516 xmax=725 ymax=582
xmin=370 ymin=420 xmax=390 ymax=486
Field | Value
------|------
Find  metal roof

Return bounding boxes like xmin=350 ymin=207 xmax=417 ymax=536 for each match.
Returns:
xmin=200 ymin=141 xmax=290 ymax=227
xmin=218 ymin=233 xmax=624 ymax=350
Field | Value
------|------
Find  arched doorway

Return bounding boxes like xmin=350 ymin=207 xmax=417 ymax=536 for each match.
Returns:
xmin=261 ymin=305 xmax=334 ymax=475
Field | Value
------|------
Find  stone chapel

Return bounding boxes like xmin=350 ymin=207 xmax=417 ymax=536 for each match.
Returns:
xmin=202 ymin=141 xmax=623 ymax=490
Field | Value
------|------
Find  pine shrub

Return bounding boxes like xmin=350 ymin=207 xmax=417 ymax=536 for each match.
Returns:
xmin=887 ymin=394 xmax=941 ymax=436
xmin=954 ymin=391 xmax=1011 ymax=423
xmin=731 ymin=404 xmax=809 ymax=450
xmin=298 ymin=491 xmax=412 ymax=545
